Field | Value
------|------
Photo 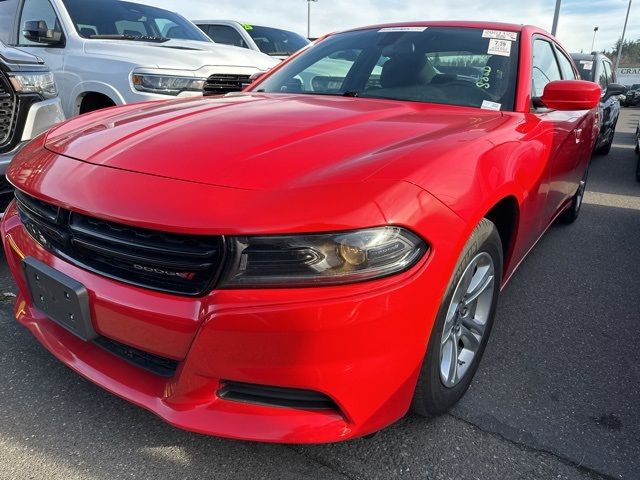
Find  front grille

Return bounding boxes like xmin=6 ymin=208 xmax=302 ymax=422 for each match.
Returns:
xmin=15 ymin=190 xmax=225 ymax=296
xmin=218 ymin=381 xmax=339 ymax=411
xmin=203 ymin=74 xmax=250 ymax=96
xmin=95 ymin=336 xmax=179 ymax=377
xmin=0 ymin=75 xmax=16 ymax=147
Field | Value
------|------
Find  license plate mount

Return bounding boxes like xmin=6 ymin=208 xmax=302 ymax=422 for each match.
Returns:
xmin=23 ymin=257 xmax=97 ymax=341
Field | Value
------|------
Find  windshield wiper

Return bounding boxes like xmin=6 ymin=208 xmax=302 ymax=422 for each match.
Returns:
xmin=267 ymin=52 xmax=293 ymax=56
xmin=342 ymin=91 xmax=360 ymax=97
xmin=89 ymin=34 xmax=169 ymax=43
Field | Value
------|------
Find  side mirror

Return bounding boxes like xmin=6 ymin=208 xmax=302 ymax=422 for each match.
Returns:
xmin=23 ymin=20 xmax=63 ymax=45
xmin=605 ymin=83 xmax=627 ymax=99
xmin=538 ymin=80 xmax=601 ymax=111
xmin=242 ymin=71 xmax=267 ymax=89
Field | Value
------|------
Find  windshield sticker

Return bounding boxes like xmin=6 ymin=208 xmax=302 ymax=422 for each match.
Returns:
xmin=487 ymin=38 xmax=512 ymax=57
xmin=476 ymin=66 xmax=492 ymax=89
xmin=241 ymin=23 xmax=253 ymax=31
xmin=378 ymin=27 xmax=428 ymax=33
xmin=482 ymin=30 xmax=518 ymax=42
xmin=481 ymin=100 xmax=502 ymax=111
xmin=580 ymin=60 xmax=594 ymax=70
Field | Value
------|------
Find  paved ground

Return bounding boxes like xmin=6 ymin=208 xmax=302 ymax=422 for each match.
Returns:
xmin=0 ymin=108 xmax=638 ymax=480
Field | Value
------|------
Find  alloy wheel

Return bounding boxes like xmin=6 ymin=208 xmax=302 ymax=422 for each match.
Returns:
xmin=440 ymin=252 xmax=496 ymax=388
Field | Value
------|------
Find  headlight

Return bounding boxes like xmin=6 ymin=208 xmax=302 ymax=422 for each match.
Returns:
xmin=131 ymin=73 xmax=205 ymax=96
xmin=220 ymin=226 xmax=427 ymax=288
xmin=8 ymin=72 xmax=57 ymax=99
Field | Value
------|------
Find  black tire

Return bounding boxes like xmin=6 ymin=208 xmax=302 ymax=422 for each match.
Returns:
xmin=559 ymin=166 xmax=589 ymax=224
xmin=636 ymin=155 xmax=640 ymax=182
xmin=596 ymin=126 xmax=615 ymax=156
xmin=412 ymin=219 xmax=503 ymax=417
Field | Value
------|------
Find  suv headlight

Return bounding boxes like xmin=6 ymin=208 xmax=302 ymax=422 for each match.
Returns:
xmin=8 ymin=72 xmax=57 ymax=99
xmin=219 ymin=226 xmax=427 ymax=288
xmin=132 ymin=73 xmax=205 ymax=96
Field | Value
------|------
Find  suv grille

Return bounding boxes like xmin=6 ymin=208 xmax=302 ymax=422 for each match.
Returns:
xmin=15 ymin=191 xmax=225 ymax=296
xmin=0 ymin=75 xmax=16 ymax=147
xmin=203 ymin=74 xmax=250 ymax=96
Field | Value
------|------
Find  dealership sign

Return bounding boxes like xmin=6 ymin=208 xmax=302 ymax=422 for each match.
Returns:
xmin=618 ymin=67 xmax=640 ymax=85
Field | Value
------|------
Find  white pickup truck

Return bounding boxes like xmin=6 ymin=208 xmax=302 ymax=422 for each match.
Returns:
xmin=0 ymin=0 xmax=279 ymax=117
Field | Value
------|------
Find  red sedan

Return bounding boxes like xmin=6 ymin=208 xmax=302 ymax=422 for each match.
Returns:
xmin=1 ymin=22 xmax=600 ymax=443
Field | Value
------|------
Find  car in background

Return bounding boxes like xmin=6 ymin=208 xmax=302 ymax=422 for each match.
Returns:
xmin=0 ymin=40 xmax=64 ymax=210
xmin=622 ymin=84 xmax=640 ymax=107
xmin=571 ymin=53 xmax=626 ymax=155
xmin=0 ymin=0 xmax=278 ymax=118
xmin=2 ymin=22 xmax=602 ymax=443
xmin=194 ymin=20 xmax=309 ymax=59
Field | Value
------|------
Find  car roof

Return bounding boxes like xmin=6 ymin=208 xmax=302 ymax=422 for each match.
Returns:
xmin=571 ymin=52 xmax=609 ymax=62
xmin=343 ymin=21 xmax=530 ymax=34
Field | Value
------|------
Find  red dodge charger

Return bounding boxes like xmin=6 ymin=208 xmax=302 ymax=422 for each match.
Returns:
xmin=2 ymin=22 xmax=600 ymax=443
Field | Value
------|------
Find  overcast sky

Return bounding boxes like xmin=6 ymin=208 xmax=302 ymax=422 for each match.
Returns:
xmin=141 ymin=0 xmax=639 ymax=55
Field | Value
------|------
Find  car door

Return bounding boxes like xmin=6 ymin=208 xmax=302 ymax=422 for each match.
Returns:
xmin=530 ymin=38 xmax=585 ymax=228
xmin=602 ymin=60 xmax=620 ymax=137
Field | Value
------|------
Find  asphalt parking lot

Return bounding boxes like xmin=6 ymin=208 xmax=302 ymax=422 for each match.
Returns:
xmin=0 ymin=108 xmax=638 ymax=480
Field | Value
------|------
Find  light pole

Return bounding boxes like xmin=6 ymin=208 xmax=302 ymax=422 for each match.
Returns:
xmin=591 ymin=26 xmax=599 ymax=53
xmin=306 ymin=0 xmax=318 ymax=39
xmin=614 ymin=0 xmax=633 ymax=74
xmin=551 ymin=0 xmax=561 ymax=36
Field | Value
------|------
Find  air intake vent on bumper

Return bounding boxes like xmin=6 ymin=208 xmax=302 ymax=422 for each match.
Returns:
xmin=218 ymin=381 xmax=339 ymax=410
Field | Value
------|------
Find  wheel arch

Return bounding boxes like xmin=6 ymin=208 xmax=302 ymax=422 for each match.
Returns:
xmin=483 ymin=195 xmax=520 ymax=276
xmin=68 ymin=82 xmax=125 ymax=116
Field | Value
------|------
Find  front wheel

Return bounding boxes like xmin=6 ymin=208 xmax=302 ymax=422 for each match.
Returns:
xmin=412 ymin=219 xmax=503 ymax=416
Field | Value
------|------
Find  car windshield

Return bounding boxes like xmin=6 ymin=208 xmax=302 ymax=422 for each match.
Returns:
xmin=244 ymin=25 xmax=309 ymax=56
xmin=255 ymin=27 xmax=520 ymax=111
xmin=573 ymin=58 xmax=595 ymax=81
xmin=61 ymin=0 xmax=210 ymax=42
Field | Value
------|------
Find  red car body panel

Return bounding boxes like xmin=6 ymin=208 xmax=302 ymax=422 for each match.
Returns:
xmin=1 ymin=22 xmax=599 ymax=443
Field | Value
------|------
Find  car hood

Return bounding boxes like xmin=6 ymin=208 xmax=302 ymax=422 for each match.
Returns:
xmin=44 ymin=93 xmax=506 ymax=190
xmin=82 ymin=39 xmax=278 ymax=71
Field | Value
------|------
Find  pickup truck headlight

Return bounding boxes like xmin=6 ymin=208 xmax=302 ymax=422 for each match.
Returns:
xmin=8 ymin=72 xmax=57 ymax=99
xmin=132 ymin=73 xmax=205 ymax=96
xmin=220 ymin=227 xmax=427 ymax=288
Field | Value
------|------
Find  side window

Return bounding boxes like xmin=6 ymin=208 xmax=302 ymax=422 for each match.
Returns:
xmin=532 ymin=39 xmax=562 ymax=97
xmin=556 ymin=48 xmax=578 ymax=80
xmin=603 ymin=61 xmax=615 ymax=85
xmin=206 ymin=25 xmax=248 ymax=49
xmin=597 ymin=61 xmax=608 ymax=91
xmin=18 ymin=0 xmax=62 ymax=45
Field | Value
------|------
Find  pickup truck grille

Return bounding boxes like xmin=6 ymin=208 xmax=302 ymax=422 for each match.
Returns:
xmin=203 ymin=74 xmax=250 ymax=96
xmin=15 ymin=190 xmax=225 ymax=296
xmin=0 ymin=75 xmax=16 ymax=147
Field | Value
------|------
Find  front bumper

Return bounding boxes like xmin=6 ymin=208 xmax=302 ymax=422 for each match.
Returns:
xmin=0 ymin=97 xmax=64 ymax=175
xmin=2 ymin=200 xmax=447 ymax=443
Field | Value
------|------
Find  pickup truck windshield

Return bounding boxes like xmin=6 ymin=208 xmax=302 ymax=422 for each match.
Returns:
xmin=61 ymin=0 xmax=210 ymax=42
xmin=245 ymin=25 xmax=309 ymax=56
xmin=255 ymin=27 xmax=520 ymax=111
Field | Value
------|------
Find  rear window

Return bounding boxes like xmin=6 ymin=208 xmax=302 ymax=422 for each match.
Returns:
xmin=574 ymin=58 xmax=595 ymax=81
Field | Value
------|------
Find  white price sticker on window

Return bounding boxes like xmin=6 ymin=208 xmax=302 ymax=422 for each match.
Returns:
xmin=487 ymin=38 xmax=512 ymax=57
xmin=482 ymin=30 xmax=518 ymax=41
xmin=378 ymin=26 xmax=427 ymax=33
xmin=481 ymin=100 xmax=502 ymax=111
xmin=580 ymin=60 xmax=594 ymax=71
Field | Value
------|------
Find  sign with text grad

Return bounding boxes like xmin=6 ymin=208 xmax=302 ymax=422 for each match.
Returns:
xmin=618 ymin=67 xmax=640 ymax=85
